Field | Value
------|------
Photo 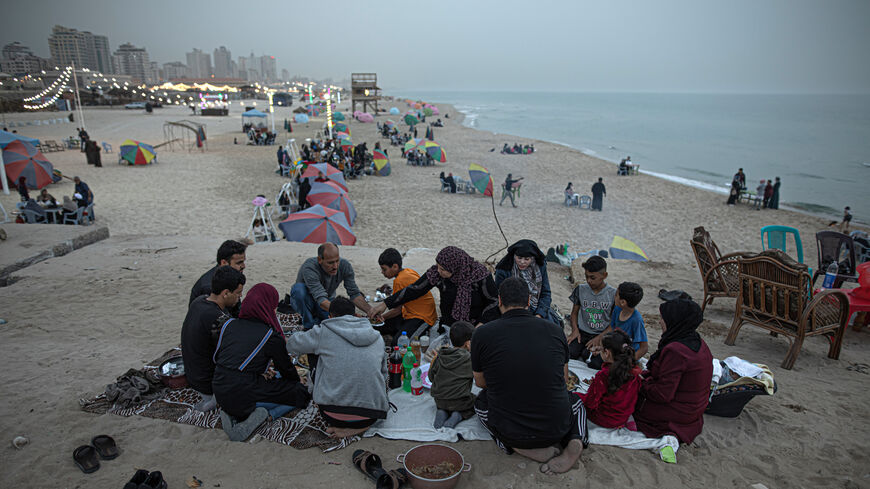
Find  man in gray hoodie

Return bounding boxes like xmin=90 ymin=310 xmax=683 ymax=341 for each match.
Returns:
xmin=286 ymin=296 xmax=389 ymax=438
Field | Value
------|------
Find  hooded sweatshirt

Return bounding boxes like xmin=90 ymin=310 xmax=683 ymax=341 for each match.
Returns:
xmin=286 ymin=315 xmax=389 ymax=416
xmin=428 ymin=345 xmax=475 ymax=413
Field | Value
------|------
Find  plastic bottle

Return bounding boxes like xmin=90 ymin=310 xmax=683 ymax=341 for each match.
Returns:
xmin=388 ymin=347 xmax=403 ymax=389
xmin=420 ymin=335 xmax=430 ymax=355
xmin=411 ymin=335 xmax=422 ymax=361
xmin=397 ymin=331 xmax=410 ymax=355
xmin=402 ymin=350 xmax=417 ymax=392
xmin=822 ymin=261 xmax=839 ymax=288
xmin=410 ymin=362 xmax=423 ymax=395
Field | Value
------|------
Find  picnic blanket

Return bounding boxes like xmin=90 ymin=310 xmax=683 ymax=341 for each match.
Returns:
xmin=79 ymin=314 xmax=358 ymax=453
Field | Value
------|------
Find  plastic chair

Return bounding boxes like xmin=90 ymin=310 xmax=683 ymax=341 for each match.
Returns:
xmin=20 ymin=209 xmax=45 ymax=223
xmin=812 ymin=231 xmax=858 ymax=288
xmin=84 ymin=203 xmax=95 ymax=224
xmin=63 ymin=207 xmax=85 ymax=225
xmin=761 ymin=225 xmax=804 ymax=264
xmin=578 ymin=195 xmax=592 ymax=209
xmin=102 ymin=142 xmax=112 ymax=153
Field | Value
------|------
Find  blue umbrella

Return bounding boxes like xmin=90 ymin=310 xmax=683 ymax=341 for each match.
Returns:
xmin=294 ymin=113 xmax=310 ymax=123
xmin=0 ymin=130 xmax=40 ymax=149
xmin=389 ymin=107 xmax=400 ymax=115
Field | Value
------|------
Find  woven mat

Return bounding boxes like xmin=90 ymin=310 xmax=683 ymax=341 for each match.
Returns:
xmin=79 ymin=313 xmax=358 ymax=452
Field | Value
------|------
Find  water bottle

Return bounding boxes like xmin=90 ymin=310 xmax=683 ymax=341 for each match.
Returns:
xmin=410 ymin=362 xmax=423 ymax=396
xmin=420 ymin=335 xmax=430 ymax=355
xmin=397 ymin=331 xmax=410 ymax=355
xmin=402 ymin=350 xmax=417 ymax=392
xmin=822 ymin=261 xmax=839 ymax=288
xmin=411 ymin=335 xmax=422 ymax=361
xmin=388 ymin=347 xmax=403 ymax=389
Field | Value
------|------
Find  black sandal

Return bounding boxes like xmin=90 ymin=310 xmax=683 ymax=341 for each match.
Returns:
xmin=377 ymin=468 xmax=409 ymax=489
xmin=352 ymin=450 xmax=384 ymax=482
xmin=91 ymin=435 xmax=120 ymax=460
xmin=73 ymin=445 xmax=100 ymax=474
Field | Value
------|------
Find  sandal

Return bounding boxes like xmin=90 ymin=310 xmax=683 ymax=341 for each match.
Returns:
xmin=352 ymin=450 xmax=384 ymax=482
xmin=73 ymin=445 xmax=100 ymax=474
xmin=377 ymin=468 xmax=409 ymax=489
xmin=91 ymin=435 xmax=120 ymax=460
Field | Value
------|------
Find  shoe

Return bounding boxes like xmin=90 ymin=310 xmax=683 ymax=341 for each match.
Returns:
xmin=123 ymin=469 xmax=149 ymax=489
xmin=91 ymin=435 xmax=120 ymax=460
xmin=138 ymin=470 xmax=167 ymax=489
xmin=73 ymin=445 xmax=100 ymax=474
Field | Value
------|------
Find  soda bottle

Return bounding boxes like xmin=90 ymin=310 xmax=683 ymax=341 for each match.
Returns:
xmin=411 ymin=335 xmax=422 ymax=361
xmin=397 ymin=331 xmax=410 ymax=355
xmin=822 ymin=261 xmax=839 ymax=288
xmin=388 ymin=347 xmax=403 ymax=389
xmin=410 ymin=362 xmax=423 ymax=396
xmin=402 ymin=349 xmax=417 ymax=392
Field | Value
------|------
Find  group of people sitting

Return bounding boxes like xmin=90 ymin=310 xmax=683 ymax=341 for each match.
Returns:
xmin=245 ymin=124 xmax=275 ymax=146
xmin=617 ymin=156 xmax=636 ymax=176
xmin=15 ymin=176 xmax=94 ymax=224
xmin=727 ymin=168 xmax=781 ymax=210
xmin=181 ymin=238 xmax=714 ymax=473
xmin=406 ymin=149 xmax=435 ymax=166
xmin=501 ymin=143 xmax=535 ymax=154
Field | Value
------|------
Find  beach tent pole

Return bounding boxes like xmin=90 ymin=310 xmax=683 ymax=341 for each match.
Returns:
xmin=0 ymin=151 xmax=8 ymax=194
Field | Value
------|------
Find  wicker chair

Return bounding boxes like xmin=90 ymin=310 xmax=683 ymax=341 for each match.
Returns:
xmin=690 ymin=226 xmax=756 ymax=312
xmin=724 ymin=250 xmax=849 ymax=370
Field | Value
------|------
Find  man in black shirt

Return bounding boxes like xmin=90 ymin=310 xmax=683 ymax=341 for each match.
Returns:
xmin=182 ymin=266 xmax=246 ymax=412
xmin=189 ymin=240 xmax=247 ymax=307
xmin=472 ymin=277 xmax=586 ymax=474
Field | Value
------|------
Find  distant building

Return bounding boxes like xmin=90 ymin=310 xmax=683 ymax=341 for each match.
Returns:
xmin=213 ymin=46 xmax=232 ymax=78
xmin=163 ymin=61 xmax=188 ymax=81
xmin=113 ymin=42 xmax=150 ymax=82
xmin=47 ymin=25 xmax=110 ymax=71
xmin=148 ymin=61 xmax=161 ymax=83
xmin=260 ymin=55 xmax=277 ymax=82
xmin=281 ymin=69 xmax=290 ymax=82
xmin=186 ymin=48 xmax=212 ymax=79
xmin=0 ymin=42 xmax=50 ymax=74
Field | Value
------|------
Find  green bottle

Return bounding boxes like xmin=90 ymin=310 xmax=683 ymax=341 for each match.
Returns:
xmin=402 ymin=350 xmax=417 ymax=392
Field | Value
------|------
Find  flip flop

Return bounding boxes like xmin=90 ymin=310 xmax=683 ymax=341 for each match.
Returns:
xmin=73 ymin=445 xmax=100 ymax=474
xmin=352 ymin=450 xmax=384 ymax=482
xmin=91 ymin=435 xmax=120 ymax=460
xmin=377 ymin=468 xmax=409 ymax=489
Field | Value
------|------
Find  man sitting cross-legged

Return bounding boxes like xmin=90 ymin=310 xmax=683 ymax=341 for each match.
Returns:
xmin=472 ymin=277 xmax=588 ymax=474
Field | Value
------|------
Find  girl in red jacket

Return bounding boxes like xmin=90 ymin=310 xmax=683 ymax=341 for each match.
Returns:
xmin=577 ymin=330 xmax=642 ymax=428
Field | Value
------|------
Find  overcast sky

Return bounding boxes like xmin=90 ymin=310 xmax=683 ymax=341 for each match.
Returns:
xmin=2 ymin=0 xmax=869 ymax=93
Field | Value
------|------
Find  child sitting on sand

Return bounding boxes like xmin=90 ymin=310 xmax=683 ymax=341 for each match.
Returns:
xmin=575 ymin=329 xmax=642 ymax=429
xmin=428 ymin=321 xmax=475 ymax=429
xmin=588 ymin=282 xmax=648 ymax=361
xmin=567 ymin=256 xmax=616 ymax=369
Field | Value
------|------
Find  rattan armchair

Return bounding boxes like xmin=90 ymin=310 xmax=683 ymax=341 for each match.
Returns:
xmin=690 ymin=226 xmax=756 ymax=312
xmin=724 ymin=250 xmax=849 ymax=370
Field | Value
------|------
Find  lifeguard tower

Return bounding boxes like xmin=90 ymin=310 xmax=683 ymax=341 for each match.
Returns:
xmin=351 ymin=73 xmax=380 ymax=114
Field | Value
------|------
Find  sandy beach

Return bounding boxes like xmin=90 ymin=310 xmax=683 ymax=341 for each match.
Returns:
xmin=1 ymin=102 xmax=868 ymax=488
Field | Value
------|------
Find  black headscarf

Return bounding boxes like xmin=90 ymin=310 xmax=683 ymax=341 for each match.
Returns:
xmin=495 ymin=239 xmax=545 ymax=270
xmin=648 ymin=298 xmax=703 ymax=367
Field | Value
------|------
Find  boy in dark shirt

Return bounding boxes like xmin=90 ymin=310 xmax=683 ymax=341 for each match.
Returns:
xmin=429 ymin=321 xmax=475 ymax=429
xmin=181 ymin=266 xmax=246 ymax=412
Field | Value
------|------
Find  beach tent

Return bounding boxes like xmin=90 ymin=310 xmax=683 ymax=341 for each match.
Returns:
xmin=608 ymin=236 xmax=649 ymax=262
xmin=242 ymin=109 xmax=267 ymax=118
xmin=279 ymin=204 xmax=356 ymax=245
xmin=468 ymin=163 xmax=494 ymax=196
xmin=294 ymin=113 xmax=310 ymax=123
xmin=356 ymin=112 xmax=374 ymax=123
xmin=2 ymin=140 xmax=55 ymax=190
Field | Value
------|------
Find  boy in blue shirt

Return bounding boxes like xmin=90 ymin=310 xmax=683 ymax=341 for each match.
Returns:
xmin=588 ymin=282 xmax=648 ymax=361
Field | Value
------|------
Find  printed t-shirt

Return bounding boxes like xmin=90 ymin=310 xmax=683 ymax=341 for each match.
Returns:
xmin=569 ymin=284 xmax=616 ymax=335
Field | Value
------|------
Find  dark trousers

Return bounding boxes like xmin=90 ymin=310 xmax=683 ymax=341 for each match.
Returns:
xmin=380 ymin=316 xmax=426 ymax=346
xmin=568 ymin=330 xmax=603 ymax=370
xmin=474 ymin=389 xmax=588 ymax=454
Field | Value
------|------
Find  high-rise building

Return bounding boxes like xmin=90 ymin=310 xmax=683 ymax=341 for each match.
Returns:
xmin=213 ymin=46 xmax=232 ymax=78
xmin=230 ymin=60 xmax=238 ymax=79
xmin=0 ymin=42 xmax=50 ymax=74
xmin=148 ymin=61 xmax=161 ymax=83
xmin=113 ymin=42 xmax=150 ymax=82
xmin=186 ymin=48 xmax=212 ymax=79
xmin=162 ymin=61 xmax=188 ymax=80
xmin=281 ymin=69 xmax=290 ymax=82
xmin=237 ymin=56 xmax=247 ymax=80
xmin=259 ymin=55 xmax=277 ymax=82
xmin=47 ymin=25 xmax=111 ymax=71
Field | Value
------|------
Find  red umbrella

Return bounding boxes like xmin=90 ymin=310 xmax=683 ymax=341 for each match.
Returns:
xmin=2 ymin=140 xmax=55 ymax=190
xmin=300 ymin=162 xmax=348 ymax=191
xmin=307 ymin=183 xmax=356 ymax=225
xmin=278 ymin=204 xmax=356 ymax=245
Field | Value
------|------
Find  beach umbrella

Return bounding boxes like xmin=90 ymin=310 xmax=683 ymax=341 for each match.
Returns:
xmin=357 ymin=112 xmax=374 ymax=123
xmin=334 ymin=122 xmax=349 ymax=134
xmin=279 ymin=204 xmax=356 ymax=245
xmin=2 ymin=140 xmax=55 ymax=189
xmin=373 ymin=149 xmax=391 ymax=176
xmin=332 ymin=111 xmax=345 ymax=121
xmin=306 ymin=186 xmax=356 ymax=225
xmin=403 ymin=138 xmax=425 ymax=155
xmin=423 ymin=107 xmax=433 ymax=117
xmin=423 ymin=140 xmax=447 ymax=162
xmin=429 ymin=106 xmax=440 ymax=115
xmin=294 ymin=113 xmax=310 ymax=123
xmin=608 ymin=236 xmax=649 ymax=262
xmin=384 ymin=119 xmax=397 ymax=129
xmin=0 ymin=130 xmax=40 ymax=149
xmin=301 ymin=163 xmax=348 ymax=191
xmin=413 ymin=103 xmax=422 ymax=109
xmin=425 ymin=126 xmax=434 ymax=141
xmin=336 ymin=131 xmax=351 ymax=140
xmin=339 ymin=137 xmax=355 ymax=150
xmin=390 ymin=107 xmax=400 ymax=115
xmin=119 ymin=139 xmax=156 ymax=165
xmin=468 ymin=163 xmax=494 ymax=196
xmin=404 ymin=113 xmax=419 ymax=126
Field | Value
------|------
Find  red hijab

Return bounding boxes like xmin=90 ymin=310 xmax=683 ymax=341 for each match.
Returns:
xmin=239 ymin=283 xmax=283 ymax=338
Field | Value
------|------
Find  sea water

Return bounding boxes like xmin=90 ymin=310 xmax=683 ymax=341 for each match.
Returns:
xmin=396 ymin=91 xmax=870 ymax=221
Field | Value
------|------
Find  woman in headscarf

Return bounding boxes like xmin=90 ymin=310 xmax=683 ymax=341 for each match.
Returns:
xmin=17 ymin=177 xmax=29 ymax=202
xmin=633 ymin=298 xmax=713 ymax=444
xmin=212 ymin=283 xmax=310 ymax=439
xmin=494 ymin=240 xmax=558 ymax=324
xmin=370 ymin=246 xmax=499 ymax=327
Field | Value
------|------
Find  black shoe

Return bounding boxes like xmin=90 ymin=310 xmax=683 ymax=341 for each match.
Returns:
xmin=138 ymin=470 xmax=167 ymax=489
xmin=123 ymin=469 xmax=149 ymax=489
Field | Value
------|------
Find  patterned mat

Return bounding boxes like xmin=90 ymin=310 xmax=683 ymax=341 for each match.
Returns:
xmin=79 ymin=313 xmax=358 ymax=452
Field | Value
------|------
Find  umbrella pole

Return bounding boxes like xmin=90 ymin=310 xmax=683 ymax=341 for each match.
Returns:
xmin=485 ymin=192 xmax=510 ymax=265
xmin=0 ymin=151 xmax=8 ymax=195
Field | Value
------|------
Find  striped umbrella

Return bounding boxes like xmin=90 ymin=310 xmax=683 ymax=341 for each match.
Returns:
xmin=339 ymin=138 xmax=355 ymax=150
xmin=469 ymin=163 xmax=494 ymax=196
xmin=332 ymin=111 xmax=345 ymax=121
xmin=336 ymin=131 xmax=351 ymax=140
xmin=307 ymin=184 xmax=356 ymax=225
xmin=423 ymin=140 xmax=447 ymax=162
xmin=279 ymin=204 xmax=356 ymax=245
xmin=384 ymin=119 xmax=397 ymax=130
xmin=373 ymin=149 xmax=391 ymax=176
xmin=2 ymin=140 xmax=54 ymax=189
xmin=404 ymin=113 xmax=418 ymax=126
xmin=300 ymin=163 xmax=348 ymax=191
xmin=333 ymin=122 xmax=349 ymax=134
xmin=119 ymin=139 xmax=156 ymax=165
xmin=608 ymin=236 xmax=649 ymax=262
xmin=403 ymin=138 xmax=424 ymax=155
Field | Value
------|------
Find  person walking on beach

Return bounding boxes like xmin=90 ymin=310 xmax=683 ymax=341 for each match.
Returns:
xmin=755 ymin=180 xmax=766 ymax=210
xmin=763 ymin=180 xmax=773 ymax=208
xmin=768 ymin=177 xmax=781 ymax=209
xmin=591 ymin=178 xmax=606 ymax=211
xmin=839 ymin=207 xmax=853 ymax=233
xmin=500 ymin=173 xmax=524 ymax=207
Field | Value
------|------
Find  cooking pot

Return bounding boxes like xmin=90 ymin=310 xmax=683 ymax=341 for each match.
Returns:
xmin=396 ymin=444 xmax=471 ymax=489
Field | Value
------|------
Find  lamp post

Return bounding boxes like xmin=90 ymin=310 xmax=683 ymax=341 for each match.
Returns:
xmin=268 ymin=91 xmax=275 ymax=133
xmin=325 ymin=88 xmax=333 ymax=139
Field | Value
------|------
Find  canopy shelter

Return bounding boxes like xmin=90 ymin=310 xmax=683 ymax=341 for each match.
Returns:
xmin=242 ymin=109 xmax=267 ymax=118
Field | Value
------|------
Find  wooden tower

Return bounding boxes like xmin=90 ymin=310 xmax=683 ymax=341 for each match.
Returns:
xmin=351 ymin=73 xmax=380 ymax=114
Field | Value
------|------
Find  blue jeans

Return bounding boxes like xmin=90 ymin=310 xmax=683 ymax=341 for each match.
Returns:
xmin=290 ymin=283 xmax=329 ymax=329
xmin=256 ymin=402 xmax=294 ymax=419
